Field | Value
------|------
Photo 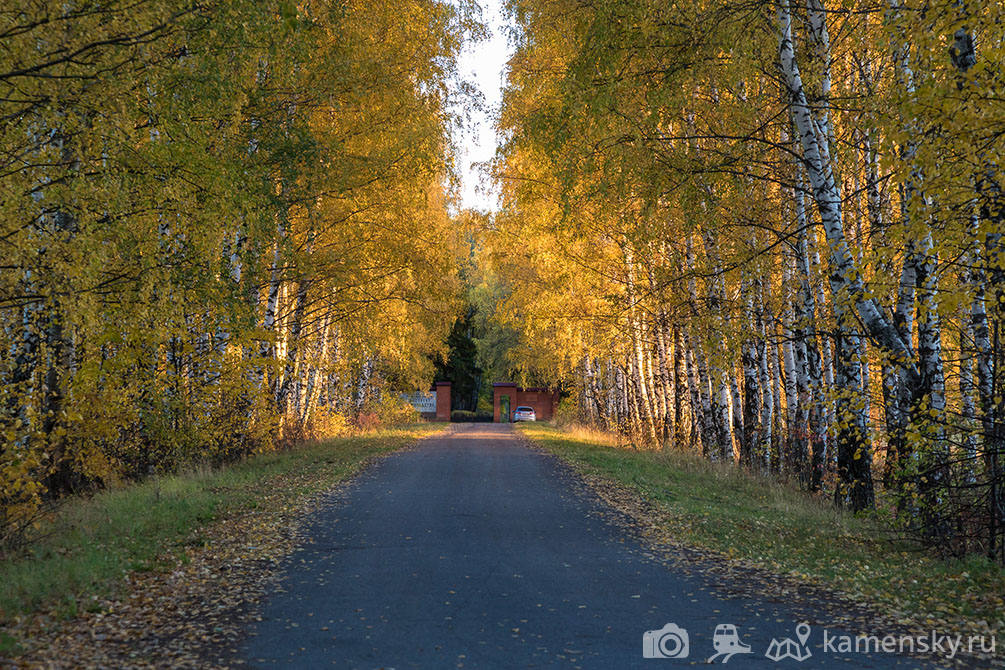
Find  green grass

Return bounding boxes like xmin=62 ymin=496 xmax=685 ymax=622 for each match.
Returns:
xmin=0 ymin=424 xmax=444 ymax=622
xmin=518 ymin=423 xmax=1004 ymax=634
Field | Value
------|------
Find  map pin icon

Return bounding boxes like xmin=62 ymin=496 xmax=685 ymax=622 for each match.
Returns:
xmin=796 ymin=623 xmax=811 ymax=646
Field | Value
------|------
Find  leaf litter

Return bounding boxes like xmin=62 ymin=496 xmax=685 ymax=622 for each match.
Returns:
xmin=2 ymin=434 xmax=434 ymax=669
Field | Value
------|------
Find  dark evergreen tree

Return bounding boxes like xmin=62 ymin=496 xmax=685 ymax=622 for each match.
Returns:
xmin=434 ymin=309 xmax=483 ymax=412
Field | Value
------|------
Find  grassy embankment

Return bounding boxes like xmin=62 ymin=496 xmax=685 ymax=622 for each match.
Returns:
xmin=0 ymin=423 xmax=444 ymax=653
xmin=517 ymin=422 xmax=1004 ymax=636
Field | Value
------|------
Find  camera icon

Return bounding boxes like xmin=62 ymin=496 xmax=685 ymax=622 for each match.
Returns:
xmin=642 ymin=623 xmax=689 ymax=658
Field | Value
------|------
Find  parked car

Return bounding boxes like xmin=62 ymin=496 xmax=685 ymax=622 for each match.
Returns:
xmin=513 ymin=406 xmax=536 ymax=422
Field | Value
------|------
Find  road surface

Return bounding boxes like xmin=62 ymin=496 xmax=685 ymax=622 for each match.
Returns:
xmin=240 ymin=424 xmax=937 ymax=669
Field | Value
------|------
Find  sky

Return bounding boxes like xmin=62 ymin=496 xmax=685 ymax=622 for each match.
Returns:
xmin=455 ymin=0 xmax=512 ymax=213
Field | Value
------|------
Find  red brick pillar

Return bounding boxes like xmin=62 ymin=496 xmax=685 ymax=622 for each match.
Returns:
xmin=435 ymin=382 xmax=451 ymax=422
xmin=493 ymin=383 xmax=517 ymax=422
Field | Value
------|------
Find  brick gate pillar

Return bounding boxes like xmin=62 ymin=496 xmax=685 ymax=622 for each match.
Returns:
xmin=493 ymin=383 xmax=518 ymax=422
xmin=435 ymin=381 xmax=452 ymax=422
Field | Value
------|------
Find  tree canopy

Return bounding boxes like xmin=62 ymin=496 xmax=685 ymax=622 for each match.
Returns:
xmin=0 ymin=0 xmax=476 ymax=542
xmin=482 ymin=0 xmax=1005 ymax=558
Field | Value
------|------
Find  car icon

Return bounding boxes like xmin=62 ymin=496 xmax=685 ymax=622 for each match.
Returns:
xmin=709 ymin=624 xmax=752 ymax=663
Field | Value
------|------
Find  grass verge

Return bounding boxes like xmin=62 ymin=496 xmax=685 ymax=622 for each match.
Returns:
xmin=517 ymin=423 xmax=1003 ymax=638
xmin=0 ymin=423 xmax=444 ymax=635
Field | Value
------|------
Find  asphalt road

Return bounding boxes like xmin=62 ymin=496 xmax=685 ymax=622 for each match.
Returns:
xmin=240 ymin=424 xmax=939 ymax=669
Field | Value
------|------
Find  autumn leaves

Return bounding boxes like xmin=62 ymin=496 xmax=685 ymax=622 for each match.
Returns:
xmin=487 ymin=0 xmax=1005 ymax=556
xmin=0 ymin=2 xmax=473 ymax=546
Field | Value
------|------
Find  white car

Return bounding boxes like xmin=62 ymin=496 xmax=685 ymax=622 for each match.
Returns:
xmin=513 ymin=406 xmax=536 ymax=422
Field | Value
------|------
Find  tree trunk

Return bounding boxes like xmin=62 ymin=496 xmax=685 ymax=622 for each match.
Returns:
xmin=759 ymin=281 xmax=775 ymax=470
xmin=794 ymin=187 xmax=826 ymax=488
xmin=781 ymin=254 xmax=800 ymax=473
xmin=626 ymin=245 xmax=658 ymax=445
xmin=655 ymin=311 xmax=674 ymax=444
xmin=673 ymin=326 xmax=687 ymax=448
xmin=257 ymin=221 xmax=285 ymax=394
xmin=777 ymin=0 xmax=915 ymax=368
xmin=741 ymin=278 xmax=760 ymax=467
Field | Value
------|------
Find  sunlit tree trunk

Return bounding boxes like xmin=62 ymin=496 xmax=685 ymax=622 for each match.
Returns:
xmin=655 ymin=310 xmax=674 ymax=443
xmin=728 ymin=374 xmax=742 ymax=464
xmin=645 ymin=343 xmax=662 ymax=437
xmin=626 ymin=244 xmax=658 ymax=444
xmin=582 ymin=356 xmax=596 ymax=423
xmin=355 ymin=356 xmax=373 ymax=413
xmin=300 ymin=309 xmax=331 ymax=428
xmin=606 ymin=358 xmax=618 ymax=428
xmin=960 ymin=305 xmax=978 ymax=481
xmin=614 ymin=362 xmax=627 ymax=431
xmin=701 ymin=230 xmax=737 ymax=461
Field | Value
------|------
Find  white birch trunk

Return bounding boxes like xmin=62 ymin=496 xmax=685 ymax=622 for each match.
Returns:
xmin=682 ymin=332 xmax=708 ymax=454
xmin=626 ymin=246 xmax=658 ymax=445
xmin=727 ymin=373 xmax=741 ymax=464
xmin=655 ymin=316 xmax=674 ymax=441
xmin=673 ymin=326 xmax=687 ymax=448
xmin=355 ymin=356 xmax=373 ymax=412
xmin=771 ymin=319 xmax=785 ymax=471
xmin=257 ymin=221 xmax=284 ymax=394
xmin=777 ymin=0 xmax=914 ymax=368
xmin=781 ymin=254 xmax=800 ymax=467
xmin=606 ymin=358 xmax=618 ymax=428
xmin=741 ymin=277 xmax=761 ymax=466
xmin=759 ymin=281 xmax=775 ymax=470
xmin=811 ymin=237 xmax=834 ymax=464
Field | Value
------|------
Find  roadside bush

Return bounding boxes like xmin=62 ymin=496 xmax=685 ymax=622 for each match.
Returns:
xmin=552 ymin=396 xmax=580 ymax=427
xmin=371 ymin=395 xmax=420 ymax=425
xmin=310 ymin=410 xmax=353 ymax=440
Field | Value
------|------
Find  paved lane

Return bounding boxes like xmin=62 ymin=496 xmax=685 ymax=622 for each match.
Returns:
xmin=240 ymin=424 xmax=935 ymax=669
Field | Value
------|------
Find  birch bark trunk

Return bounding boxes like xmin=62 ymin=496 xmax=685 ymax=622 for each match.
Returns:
xmin=728 ymin=374 xmax=742 ymax=464
xmin=355 ymin=357 xmax=373 ymax=413
xmin=606 ymin=358 xmax=618 ymax=428
xmin=583 ymin=357 xmax=596 ymax=424
xmin=276 ymin=275 xmax=309 ymax=424
xmin=778 ymin=0 xmax=892 ymax=507
xmin=683 ymin=332 xmax=708 ymax=455
xmin=951 ymin=18 xmax=1004 ymax=556
xmin=741 ymin=277 xmax=760 ymax=467
xmin=673 ymin=326 xmax=687 ymax=448
xmin=685 ymin=237 xmax=718 ymax=456
xmin=615 ymin=363 xmax=627 ymax=431
xmin=701 ymin=230 xmax=737 ymax=461
xmin=781 ymin=254 xmax=800 ymax=471
xmin=794 ymin=188 xmax=826 ymax=487
xmin=655 ymin=311 xmax=674 ymax=443
xmin=777 ymin=0 xmax=914 ymax=367
xmin=301 ymin=310 xmax=331 ymax=428
xmin=771 ymin=320 xmax=785 ymax=471
xmin=759 ymin=280 xmax=775 ymax=470
xmin=257 ymin=221 xmax=285 ymax=394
